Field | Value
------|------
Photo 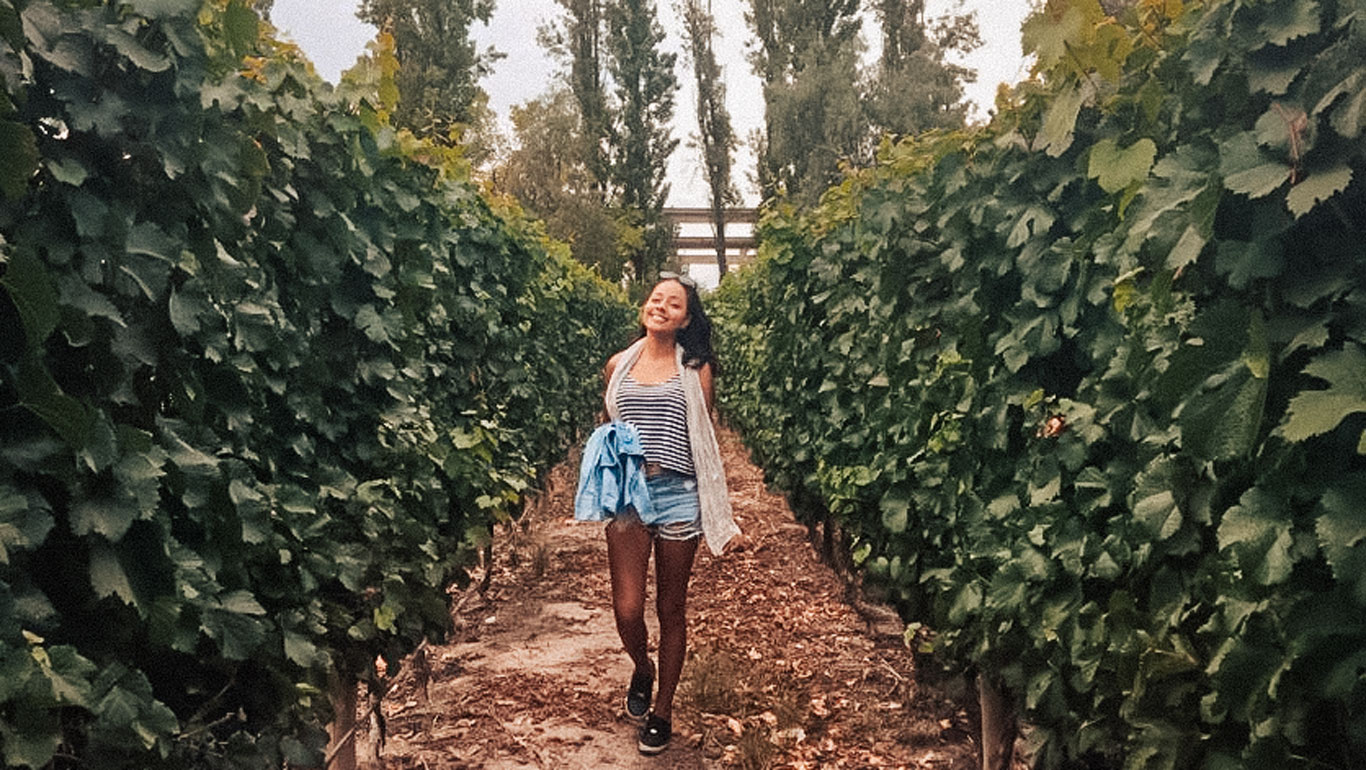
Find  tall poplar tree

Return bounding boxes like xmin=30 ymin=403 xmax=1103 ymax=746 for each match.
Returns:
xmin=606 ymin=0 xmax=679 ymax=284
xmin=679 ymin=0 xmax=738 ymax=277
xmin=744 ymin=0 xmax=864 ymax=203
xmin=866 ymin=0 xmax=980 ymax=138
xmin=546 ymin=0 xmax=614 ymax=195
xmin=745 ymin=0 xmax=979 ymax=205
xmin=357 ymin=0 xmax=501 ymax=139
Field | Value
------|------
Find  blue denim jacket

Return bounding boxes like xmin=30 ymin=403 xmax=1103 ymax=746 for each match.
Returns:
xmin=574 ymin=421 xmax=655 ymax=521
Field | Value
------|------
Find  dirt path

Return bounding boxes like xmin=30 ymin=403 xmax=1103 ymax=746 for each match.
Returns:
xmin=360 ymin=428 xmax=980 ymax=769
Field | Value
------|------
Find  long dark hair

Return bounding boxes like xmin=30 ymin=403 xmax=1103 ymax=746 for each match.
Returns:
xmin=640 ymin=278 xmax=719 ymax=372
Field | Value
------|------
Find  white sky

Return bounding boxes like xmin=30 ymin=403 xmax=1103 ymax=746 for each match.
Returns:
xmin=269 ymin=0 xmax=1034 ymax=208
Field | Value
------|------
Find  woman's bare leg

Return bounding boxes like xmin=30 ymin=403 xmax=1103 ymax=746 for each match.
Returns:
xmin=651 ymin=536 xmax=699 ymax=721
xmin=606 ymin=516 xmax=655 ymax=678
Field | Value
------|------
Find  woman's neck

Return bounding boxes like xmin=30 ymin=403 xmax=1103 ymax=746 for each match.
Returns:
xmin=641 ymin=331 xmax=676 ymax=358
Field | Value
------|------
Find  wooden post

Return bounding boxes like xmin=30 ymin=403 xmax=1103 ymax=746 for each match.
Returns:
xmin=978 ymin=672 xmax=1018 ymax=770
xmin=326 ymin=668 xmax=357 ymax=770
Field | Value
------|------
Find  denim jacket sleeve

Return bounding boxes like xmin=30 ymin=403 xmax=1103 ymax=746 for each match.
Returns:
xmin=574 ymin=421 xmax=654 ymax=521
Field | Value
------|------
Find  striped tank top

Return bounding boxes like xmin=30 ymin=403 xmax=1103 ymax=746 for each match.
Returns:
xmin=615 ymin=373 xmax=694 ymax=476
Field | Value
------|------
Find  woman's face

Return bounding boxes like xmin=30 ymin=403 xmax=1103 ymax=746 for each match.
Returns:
xmin=641 ymin=280 xmax=691 ymax=336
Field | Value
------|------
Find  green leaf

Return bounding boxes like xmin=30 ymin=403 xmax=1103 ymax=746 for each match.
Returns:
xmin=90 ymin=664 xmax=179 ymax=751
xmin=1166 ymin=225 xmax=1207 ymax=271
xmin=124 ymin=0 xmax=201 ymax=19
xmin=1089 ymin=137 xmax=1156 ymax=194
xmin=0 ymin=713 xmax=62 ymax=770
xmin=1132 ymin=458 xmax=1183 ymax=540
xmin=1217 ymin=487 xmax=1294 ymax=586
xmin=283 ymin=630 xmax=323 ymax=668
xmin=15 ymin=356 xmax=93 ymax=447
xmin=219 ymin=590 xmax=266 ymax=616
xmin=1315 ymin=474 xmax=1366 ymax=583
xmin=0 ymin=120 xmax=38 ymax=200
xmin=1219 ymin=132 xmax=1289 ymax=198
xmin=71 ymin=499 xmax=139 ymax=542
xmin=1285 ymin=165 xmax=1353 ymax=218
xmin=1034 ymin=80 xmax=1093 ymax=157
xmin=1215 ymin=240 xmax=1285 ymax=290
xmin=1258 ymin=0 xmax=1321 ymax=46
xmin=2 ymin=252 xmax=60 ymax=347
xmin=223 ymin=0 xmax=259 ymax=56
xmin=45 ymin=157 xmax=89 ymax=187
xmin=36 ymin=644 xmax=96 ymax=707
xmin=1021 ymin=0 xmax=1104 ymax=71
xmin=201 ymin=608 xmax=266 ymax=660
xmin=90 ymin=541 xmax=139 ymax=606
xmin=1279 ymin=344 xmax=1366 ymax=443
xmin=0 ymin=489 xmax=53 ymax=565
xmin=125 ymin=221 xmax=178 ymax=263
xmin=880 ymin=489 xmax=910 ymax=534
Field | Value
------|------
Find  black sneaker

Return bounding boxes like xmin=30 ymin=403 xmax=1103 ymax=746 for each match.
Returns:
xmin=625 ymin=669 xmax=653 ymax=721
xmin=638 ymin=713 xmax=671 ymax=755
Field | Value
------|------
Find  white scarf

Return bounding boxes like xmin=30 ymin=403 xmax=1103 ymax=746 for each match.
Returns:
xmin=605 ymin=338 xmax=740 ymax=556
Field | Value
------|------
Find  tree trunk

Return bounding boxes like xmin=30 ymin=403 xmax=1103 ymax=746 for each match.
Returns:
xmin=978 ymin=672 xmax=1018 ymax=770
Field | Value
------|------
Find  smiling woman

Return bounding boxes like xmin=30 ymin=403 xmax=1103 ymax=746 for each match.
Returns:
xmin=574 ymin=273 xmax=741 ymax=755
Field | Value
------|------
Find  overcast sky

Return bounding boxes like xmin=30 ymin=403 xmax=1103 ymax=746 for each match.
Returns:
xmin=270 ymin=0 xmax=1034 ymax=208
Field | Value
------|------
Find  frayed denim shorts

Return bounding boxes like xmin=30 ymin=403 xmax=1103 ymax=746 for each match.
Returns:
xmin=607 ymin=473 xmax=702 ymax=541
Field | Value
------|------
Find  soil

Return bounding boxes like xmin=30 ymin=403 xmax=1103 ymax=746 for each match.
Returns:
xmin=354 ymin=427 xmax=984 ymax=769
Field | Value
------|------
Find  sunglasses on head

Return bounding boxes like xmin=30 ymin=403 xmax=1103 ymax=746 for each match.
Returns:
xmin=659 ymin=271 xmax=697 ymax=289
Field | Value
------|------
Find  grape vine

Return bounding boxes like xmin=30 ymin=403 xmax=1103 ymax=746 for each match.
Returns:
xmin=712 ymin=0 xmax=1365 ymax=766
xmin=0 ymin=1 xmax=634 ymax=767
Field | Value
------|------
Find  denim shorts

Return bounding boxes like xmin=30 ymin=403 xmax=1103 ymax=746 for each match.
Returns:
xmin=608 ymin=473 xmax=702 ymax=541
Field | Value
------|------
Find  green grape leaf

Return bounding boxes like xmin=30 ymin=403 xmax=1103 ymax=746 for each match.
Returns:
xmin=200 ymin=608 xmax=266 ymax=660
xmin=16 ymin=356 xmax=93 ymax=447
xmin=90 ymin=664 xmax=179 ymax=751
xmin=1285 ymin=165 xmax=1353 ymax=218
xmin=1131 ymin=458 xmax=1183 ymax=541
xmin=1258 ymin=0 xmax=1321 ymax=46
xmin=1181 ymin=367 xmax=1268 ymax=461
xmin=1215 ymin=240 xmax=1285 ymax=289
xmin=880 ymin=488 xmax=910 ymax=534
xmin=1217 ymin=487 xmax=1293 ymax=585
xmin=1220 ymin=132 xmax=1289 ymax=198
xmin=2 ymin=251 xmax=60 ymax=347
xmin=0 ymin=119 xmax=38 ymax=200
xmin=0 ymin=714 xmax=62 ymax=769
xmin=1279 ymin=344 xmax=1366 ymax=444
xmin=1021 ymin=0 xmax=1104 ymax=71
xmin=89 ymin=541 xmax=138 ymax=606
xmin=1315 ymin=474 xmax=1366 ymax=583
xmin=0 ymin=489 xmax=53 ymax=566
xmin=1034 ymin=80 xmax=1093 ymax=157
xmin=1166 ymin=224 xmax=1207 ymax=270
xmin=1089 ymin=137 xmax=1157 ymax=194
xmin=223 ymin=0 xmax=259 ymax=56
xmin=283 ymin=630 xmax=324 ymax=668
xmin=124 ymin=0 xmax=201 ymax=19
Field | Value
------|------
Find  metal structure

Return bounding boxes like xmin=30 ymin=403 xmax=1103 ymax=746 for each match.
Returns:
xmin=663 ymin=207 xmax=759 ymax=270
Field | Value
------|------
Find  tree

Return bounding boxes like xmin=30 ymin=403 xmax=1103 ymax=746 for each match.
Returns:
xmin=543 ymin=0 xmax=615 ymax=196
xmin=744 ymin=0 xmax=865 ymax=202
xmin=498 ymin=88 xmax=638 ymax=281
xmin=605 ymin=0 xmax=679 ymax=284
xmin=745 ymin=0 xmax=980 ymax=205
xmin=865 ymin=0 xmax=981 ymax=137
xmin=679 ymin=0 xmax=739 ymax=278
xmin=356 ymin=0 xmax=502 ymax=139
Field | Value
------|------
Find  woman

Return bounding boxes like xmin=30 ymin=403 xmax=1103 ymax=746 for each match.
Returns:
xmin=600 ymin=273 xmax=740 ymax=755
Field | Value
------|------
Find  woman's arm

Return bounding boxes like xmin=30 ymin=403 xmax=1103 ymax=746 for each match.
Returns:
xmin=699 ymin=362 xmax=716 ymax=419
xmin=601 ymin=351 xmax=624 ymax=422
